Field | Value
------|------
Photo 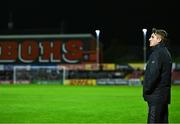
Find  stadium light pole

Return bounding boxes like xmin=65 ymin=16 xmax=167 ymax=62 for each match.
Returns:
xmin=142 ymin=28 xmax=147 ymax=70
xmin=95 ymin=29 xmax=100 ymax=69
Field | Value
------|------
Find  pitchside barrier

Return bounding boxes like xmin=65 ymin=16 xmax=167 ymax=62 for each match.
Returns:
xmin=0 ymin=63 xmax=143 ymax=85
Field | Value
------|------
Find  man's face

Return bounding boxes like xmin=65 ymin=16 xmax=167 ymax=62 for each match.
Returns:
xmin=149 ymin=33 xmax=161 ymax=47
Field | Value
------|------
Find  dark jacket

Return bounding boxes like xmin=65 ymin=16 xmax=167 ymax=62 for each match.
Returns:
xmin=143 ymin=43 xmax=172 ymax=104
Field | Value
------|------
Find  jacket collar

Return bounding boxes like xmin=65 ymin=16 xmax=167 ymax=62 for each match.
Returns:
xmin=151 ymin=42 xmax=165 ymax=51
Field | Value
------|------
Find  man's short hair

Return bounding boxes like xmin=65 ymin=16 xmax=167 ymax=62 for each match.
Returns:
xmin=152 ymin=28 xmax=168 ymax=42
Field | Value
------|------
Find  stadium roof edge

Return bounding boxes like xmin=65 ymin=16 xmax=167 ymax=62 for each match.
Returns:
xmin=0 ymin=34 xmax=95 ymax=39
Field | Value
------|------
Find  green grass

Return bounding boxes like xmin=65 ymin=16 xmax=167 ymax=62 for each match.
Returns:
xmin=0 ymin=84 xmax=180 ymax=123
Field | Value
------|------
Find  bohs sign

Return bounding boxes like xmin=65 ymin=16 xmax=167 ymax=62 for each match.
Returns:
xmin=0 ymin=34 xmax=97 ymax=64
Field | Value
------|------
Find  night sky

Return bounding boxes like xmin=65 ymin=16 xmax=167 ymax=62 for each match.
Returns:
xmin=1 ymin=0 xmax=180 ymax=47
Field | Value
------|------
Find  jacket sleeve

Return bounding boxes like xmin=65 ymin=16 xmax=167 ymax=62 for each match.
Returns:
xmin=143 ymin=52 xmax=161 ymax=95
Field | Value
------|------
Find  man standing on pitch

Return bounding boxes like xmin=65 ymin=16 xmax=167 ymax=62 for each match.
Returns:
xmin=143 ymin=28 xmax=172 ymax=123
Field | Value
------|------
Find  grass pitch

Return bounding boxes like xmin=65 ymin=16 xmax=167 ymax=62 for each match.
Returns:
xmin=0 ymin=84 xmax=180 ymax=123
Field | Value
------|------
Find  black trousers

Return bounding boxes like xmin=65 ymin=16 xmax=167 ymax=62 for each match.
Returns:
xmin=147 ymin=102 xmax=169 ymax=123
